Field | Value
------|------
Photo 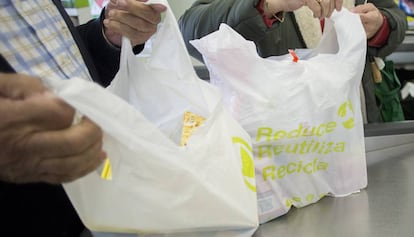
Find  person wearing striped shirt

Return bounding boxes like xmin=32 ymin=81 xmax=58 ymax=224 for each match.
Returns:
xmin=0 ymin=0 xmax=165 ymax=236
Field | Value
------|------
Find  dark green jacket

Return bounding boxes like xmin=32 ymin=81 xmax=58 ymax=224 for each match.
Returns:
xmin=179 ymin=0 xmax=408 ymax=123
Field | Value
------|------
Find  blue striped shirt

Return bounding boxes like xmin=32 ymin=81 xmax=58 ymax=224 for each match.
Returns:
xmin=0 ymin=0 xmax=92 ymax=81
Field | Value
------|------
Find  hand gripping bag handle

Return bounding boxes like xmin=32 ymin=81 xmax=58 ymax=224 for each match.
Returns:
xmin=119 ymin=0 xmax=197 ymax=81
xmin=110 ymin=0 xmax=216 ymax=121
xmin=315 ymin=9 xmax=367 ymax=65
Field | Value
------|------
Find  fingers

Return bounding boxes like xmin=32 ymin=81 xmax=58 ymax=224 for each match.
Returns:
xmin=27 ymin=117 xmax=103 ymax=158
xmin=1 ymin=117 xmax=106 ymax=184
xmin=306 ymin=0 xmax=341 ymax=18
xmin=0 ymin=73 xmax=106 ymax=184
xmin=0 ymin=73 xmax=46 ymax=99
xmin=306 ymin=0 xmax=323 ymax=18
xmin=104 ymin=0 xmax=165 ymax=46
xmin=351 ymin=3 xmax=383 ymax=39
xmin=330 ymin=0 xmax=335 ymax=13
xmin=106 ymin=10 xmax=158 ymax=44
xmin=35 ymin=117 xmax=106 ymax=184
xmin=351 ymin=2 xmax=375 ymax=14
xmin=37 ymin=138 xmax=106 ymax=184
xmin=111 ymin=0 xmax=162 ymax=24
xmin=6 ymin=90 xmax=75 ymax=131
xmin=335 ymin=0 xmax=343 ymax=11
xmin=0 ymin=74 xmax=75 ymax=131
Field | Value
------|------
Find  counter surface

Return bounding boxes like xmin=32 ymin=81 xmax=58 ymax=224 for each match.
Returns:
xmin=252 ymin=150 xmax=414 ymax=237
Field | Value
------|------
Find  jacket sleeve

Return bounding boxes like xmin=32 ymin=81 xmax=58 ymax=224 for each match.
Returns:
xmin=178 ymin=0 xmax=274 ymax=62
xmin=365 ymin=0 xmax=408 ymax=57
xmin=73 ymin=9 xmax=145 ymax=87
xmin=76 ymin=13 xmax=121 ymax=87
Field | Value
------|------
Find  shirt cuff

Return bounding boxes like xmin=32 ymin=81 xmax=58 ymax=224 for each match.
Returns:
xmin=257 ymin=0 xmax=277 ymax=28
xmin=368 ymin=14 xmax=390 ymax=48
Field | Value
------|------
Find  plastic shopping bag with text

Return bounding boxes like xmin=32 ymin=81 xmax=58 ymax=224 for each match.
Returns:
xmin=191 ymin=9 xmax=367 ymax=223
xmin=44 ymin=0 xmax=258 ymax=235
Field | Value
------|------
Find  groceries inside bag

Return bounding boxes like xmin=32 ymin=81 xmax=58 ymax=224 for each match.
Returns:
xmin=43 ymin=0 xmax=259 ymax=235
xmin=191 ymin=9 xmax=368 ymax=223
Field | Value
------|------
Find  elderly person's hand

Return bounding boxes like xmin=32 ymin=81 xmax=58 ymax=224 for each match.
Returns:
xmin=103 ymin=0 xmax=166 ymax=47
xmin=0 ymin=73 xmax=106 ymax=184
xmin=305 ymin=0 xmax=343 ymax=18
xmin=351 ymin=3 xmax=384 ymax=39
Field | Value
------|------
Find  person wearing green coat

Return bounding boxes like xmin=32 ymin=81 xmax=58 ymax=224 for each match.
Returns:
xmin=178 ymin=0 xmax=408 ymax=123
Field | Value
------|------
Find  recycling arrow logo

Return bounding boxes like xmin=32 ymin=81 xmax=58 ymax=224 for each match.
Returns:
xmin=337 ymin=100 xmax=355 ymax=129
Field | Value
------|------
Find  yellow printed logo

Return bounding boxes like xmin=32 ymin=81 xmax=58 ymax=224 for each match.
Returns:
xmin=337 ymin=100 xmax=355 ymax=129
xmin=232 ymin=137 xmax=256 ymax=192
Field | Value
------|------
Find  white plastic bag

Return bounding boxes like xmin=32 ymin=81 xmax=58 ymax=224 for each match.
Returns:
xmin=191 ymin=9 xmax=368 ymax=223
xmin=44 ymin=0 xmax=258 ymax=235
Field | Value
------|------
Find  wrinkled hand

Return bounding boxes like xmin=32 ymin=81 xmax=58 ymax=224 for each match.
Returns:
xmin=351 ymin=3 xmax=384 ymax=39
xmin=305 ymin=0 xmax=343 ymax=18
xmin=103 ymin=0 xmax=166 ymax=47
xmin=0 ymin=73 xmax=106 ymax=184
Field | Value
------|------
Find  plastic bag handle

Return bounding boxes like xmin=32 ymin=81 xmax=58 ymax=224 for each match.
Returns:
xmin=119 ymin=0 xmax=196 ymax=81
xmin=316 ymin=9 xmax=367 ymax=62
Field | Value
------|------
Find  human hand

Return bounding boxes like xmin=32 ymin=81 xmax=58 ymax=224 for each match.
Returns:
xmin=351 ymin=3 xmax=384 ymax=39
xmin=0 ymin=73 xmax=106 ymax=184
xmin=103 ymin=0 xmax=167 ymax=47
xmin=305 ymin=0 xmax=343 ymax=18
